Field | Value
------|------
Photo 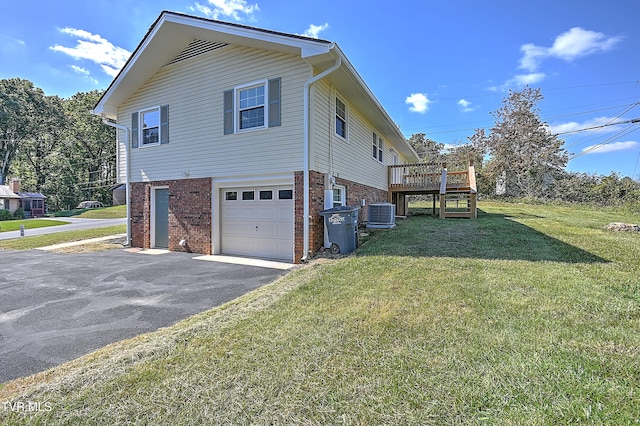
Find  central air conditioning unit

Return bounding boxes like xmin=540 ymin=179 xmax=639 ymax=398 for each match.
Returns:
xmin=367 ymin=202 xmax=396 ymax=229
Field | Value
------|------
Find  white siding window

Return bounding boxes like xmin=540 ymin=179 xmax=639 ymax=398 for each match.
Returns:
xmin=141 ymin=108 xmax=160 ymax=146
xmin=335 ymin=96 xmax=347 ymax=140
xmin=333 ymin=185 xmax=346 ymax=207
xmin=131 ymin=105 xmax=169 ymax=148
xmin=372 ymin=131 xmax=383 ymax=163
xmin=238 ymin=83 xmax=265 ymax=130
xmin=224 ymin=78 xmax=281 ymax=135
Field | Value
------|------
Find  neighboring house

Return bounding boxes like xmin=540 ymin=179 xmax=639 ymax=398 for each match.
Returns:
xmin=93 ymin=11 xmax=420 ymax=263
xmin=17 ymin=192 xmax=46 ymax=217
xmin=0 ymin=179 xmax=47 ymax=217
xmin=0 ymin=185 xmax=21 ymax=214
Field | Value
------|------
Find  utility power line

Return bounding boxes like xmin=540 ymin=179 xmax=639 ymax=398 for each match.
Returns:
xmin=554 ymin=117 xmax=640 ymax=136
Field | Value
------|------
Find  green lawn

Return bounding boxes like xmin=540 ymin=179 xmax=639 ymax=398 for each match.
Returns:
xmin=0 ymin=219 xmax=68 ymax=233
xmin=0 ymin=225 xmax=126 ymax=250
xmin=1 ymin=201 xmax=638 ymax=425
xmin=52 ymin=205 xmax=126 ymax=219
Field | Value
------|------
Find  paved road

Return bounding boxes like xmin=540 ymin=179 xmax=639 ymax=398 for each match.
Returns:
xmin=0 ymin=218 xmax=127 ymax=240
xmin=0 ymin=249 xmax=289 ymax=382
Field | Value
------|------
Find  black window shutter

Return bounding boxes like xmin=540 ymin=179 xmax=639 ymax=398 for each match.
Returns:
xmin=223 ymin=90 xmax=234 ymax=134
xmin=131 ymin=112 xmax=139 ymax=148
xmin=160 ymin=105 xmax=169 ymax=144
xmin=268 ymin=78 xmax=281 ymax=127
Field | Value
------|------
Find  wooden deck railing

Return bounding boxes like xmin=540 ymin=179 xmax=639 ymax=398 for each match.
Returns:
xmin=389 ymin=162 xmax=472 ymax=193
xmin=388 ymin=162 xmax=445 ymax=192
xmin=389 ymin=161 xmax=477 ymax=219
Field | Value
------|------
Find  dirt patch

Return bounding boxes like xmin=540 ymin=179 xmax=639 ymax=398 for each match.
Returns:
xmin=604 ymin=222 xmax=640 ymax=232
xmin=52 ymin=236 xmax=128 ymax=254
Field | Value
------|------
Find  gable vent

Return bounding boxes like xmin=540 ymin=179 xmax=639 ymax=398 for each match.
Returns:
xmin=166 ymin=39 xmax=228 ymax=65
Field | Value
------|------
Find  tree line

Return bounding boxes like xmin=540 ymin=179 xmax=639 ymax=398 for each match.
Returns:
xmin=2 ymin=79 xmax=638 ymax=213
xmin=408 ymin=86 xmax=640 ymax=211
xmin=0 ymin=78 xmax=115 ymax=211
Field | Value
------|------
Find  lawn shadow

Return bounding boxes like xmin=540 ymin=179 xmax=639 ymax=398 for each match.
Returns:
xmin=358 ymin=208 xmax=608 ymax=263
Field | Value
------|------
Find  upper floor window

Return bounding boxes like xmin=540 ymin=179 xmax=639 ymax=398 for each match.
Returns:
xmin=335 ymin=97 xmax=347 ymax=139
xmin=131 ymin=105 xmax=169 ymax=148
xmin=141 ymin=108 xmax=160 ymax=146
xmin=224 ymin=78 xmax=281 ymax=135
xmin=372 ymin=131 xmax=383 ymax=163
xmin=239 ymin=83 xmax=265 ymax=130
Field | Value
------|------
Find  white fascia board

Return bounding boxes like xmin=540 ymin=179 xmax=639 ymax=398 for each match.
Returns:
xmin=94 ymin=14 xmax=175 ymax=119
xmin=330 ymin=44 xmax=419 ymax=161
xmin=94 ymin=12 xmax=333 ymax=119
xmin=165 ymin=13 xmax=332 ymax=58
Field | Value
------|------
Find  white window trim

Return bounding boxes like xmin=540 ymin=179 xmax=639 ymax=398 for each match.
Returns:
xmin=335 ymin=95 xmax=348 ymax=142
xmin=235 ymin=79 xmax=268 ymax=133
xmin=372 ymin=130 xmax=384 ymax=163
xmin=139 ymin=106 xmax=161 ymax=148
xmin=332 ymin=184 xmax=346 ymax=207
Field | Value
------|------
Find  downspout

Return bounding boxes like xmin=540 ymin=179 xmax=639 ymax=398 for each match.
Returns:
xmin=99 ymin=118 xmax=131 ymax=246
xmin=302 ymin=54 xmax=342 ymax=261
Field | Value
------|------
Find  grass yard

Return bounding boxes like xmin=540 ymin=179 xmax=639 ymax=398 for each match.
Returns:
xmin=52 ymin=205 xmax=126 ymax=219
xmin=1 ymin=201 xmax=638 ymax=424
xmin=0 ymin=219 xmax=68 ymax=233
xmin=0 ymin=225 xmax=126 ymax=251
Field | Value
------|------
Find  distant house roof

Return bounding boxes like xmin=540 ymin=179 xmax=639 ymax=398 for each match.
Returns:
xmin=17 ymin=192 xmax=46 ymax=200
xmin=0 ymin=185 xmax=21 ymax=199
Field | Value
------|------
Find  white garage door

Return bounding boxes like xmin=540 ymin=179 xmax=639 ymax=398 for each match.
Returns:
xmin=221 ymin=186 xmax=294 ymax=261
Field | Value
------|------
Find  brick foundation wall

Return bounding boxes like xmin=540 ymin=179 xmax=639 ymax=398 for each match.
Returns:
xmin=294 ymin=171 xmax=388 ymax=260
xmin=130 ymin=178 xmax=212 ymax=254
xmin=336 ymin=177 xmax=389 ymax=224
xmin=130 ymin=173 xmax=386 ymax=262
xmin=294 ymin=171 xmax=326 ymax=262
xmin=130 ymin=183 xmax=150 ymax=249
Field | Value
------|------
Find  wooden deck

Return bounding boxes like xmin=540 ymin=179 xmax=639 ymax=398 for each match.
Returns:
xmin=388 ymin=162 xmax=477 ymax=219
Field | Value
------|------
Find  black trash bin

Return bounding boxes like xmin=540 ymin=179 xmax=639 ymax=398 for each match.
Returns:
xmin=319 ymin=206 xmax=360 ymax=254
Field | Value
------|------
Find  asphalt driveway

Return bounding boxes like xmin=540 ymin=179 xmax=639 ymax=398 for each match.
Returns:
xmin=0 ymin=248 xmax=290 ymax=383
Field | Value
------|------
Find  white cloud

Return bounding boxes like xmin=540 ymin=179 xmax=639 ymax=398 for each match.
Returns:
xmin=548 ymin=116 xmax=624 ymax=135
xmin=192 ymin=0 xmax=259 ymax=21
xmin=458 ymin=99 xmax=477 ymax=113
xmin=520 ymin=27 xmax=622 ymax=72
xmin=302 ymin=23 xmax=329 ymax=39
xmin=71 ymin=65 xmax=99 ymax=84
xmin=581 ymin=141 xmax=639 ymax=154
xmin=514 ymin=72 xmax=546 ymax=85
xmin=405 ymin=93 xmax=432 ymax=114
xmin=50 ymin=28 xmax=130 ymax=78
xmin=0 ymin=35 xmax=26 ymax=53
xmin=71 ymin=65 xmax=90 ymax=76
xmin=490 ymin=72 xmax=546 ymax=92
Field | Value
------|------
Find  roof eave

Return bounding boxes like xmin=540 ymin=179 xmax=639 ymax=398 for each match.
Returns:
xmin=93 ymin=11 xmax=333 ymax=119
xmin=315 ymin=44 xmax=419 ymax=162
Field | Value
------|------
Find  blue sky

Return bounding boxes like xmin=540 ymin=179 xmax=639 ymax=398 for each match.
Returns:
xmin=2 ymin=0 xmax=639 ymax=179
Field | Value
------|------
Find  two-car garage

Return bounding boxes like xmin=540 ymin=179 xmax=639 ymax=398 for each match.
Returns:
xmin=219 ymin=185 xmax=294 ymax=261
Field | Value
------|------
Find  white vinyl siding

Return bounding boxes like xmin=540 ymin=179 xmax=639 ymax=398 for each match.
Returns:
xmin=309 ymin=81 xmax=409 ymax=191
xmin=118 ymin=45 xmax=308 ymax=183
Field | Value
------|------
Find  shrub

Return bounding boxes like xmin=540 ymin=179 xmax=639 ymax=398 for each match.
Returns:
xmin=13 ymin=207 xmax=25 ymax=219
xmin=0 ymin=209 xmax=12 ymax=221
